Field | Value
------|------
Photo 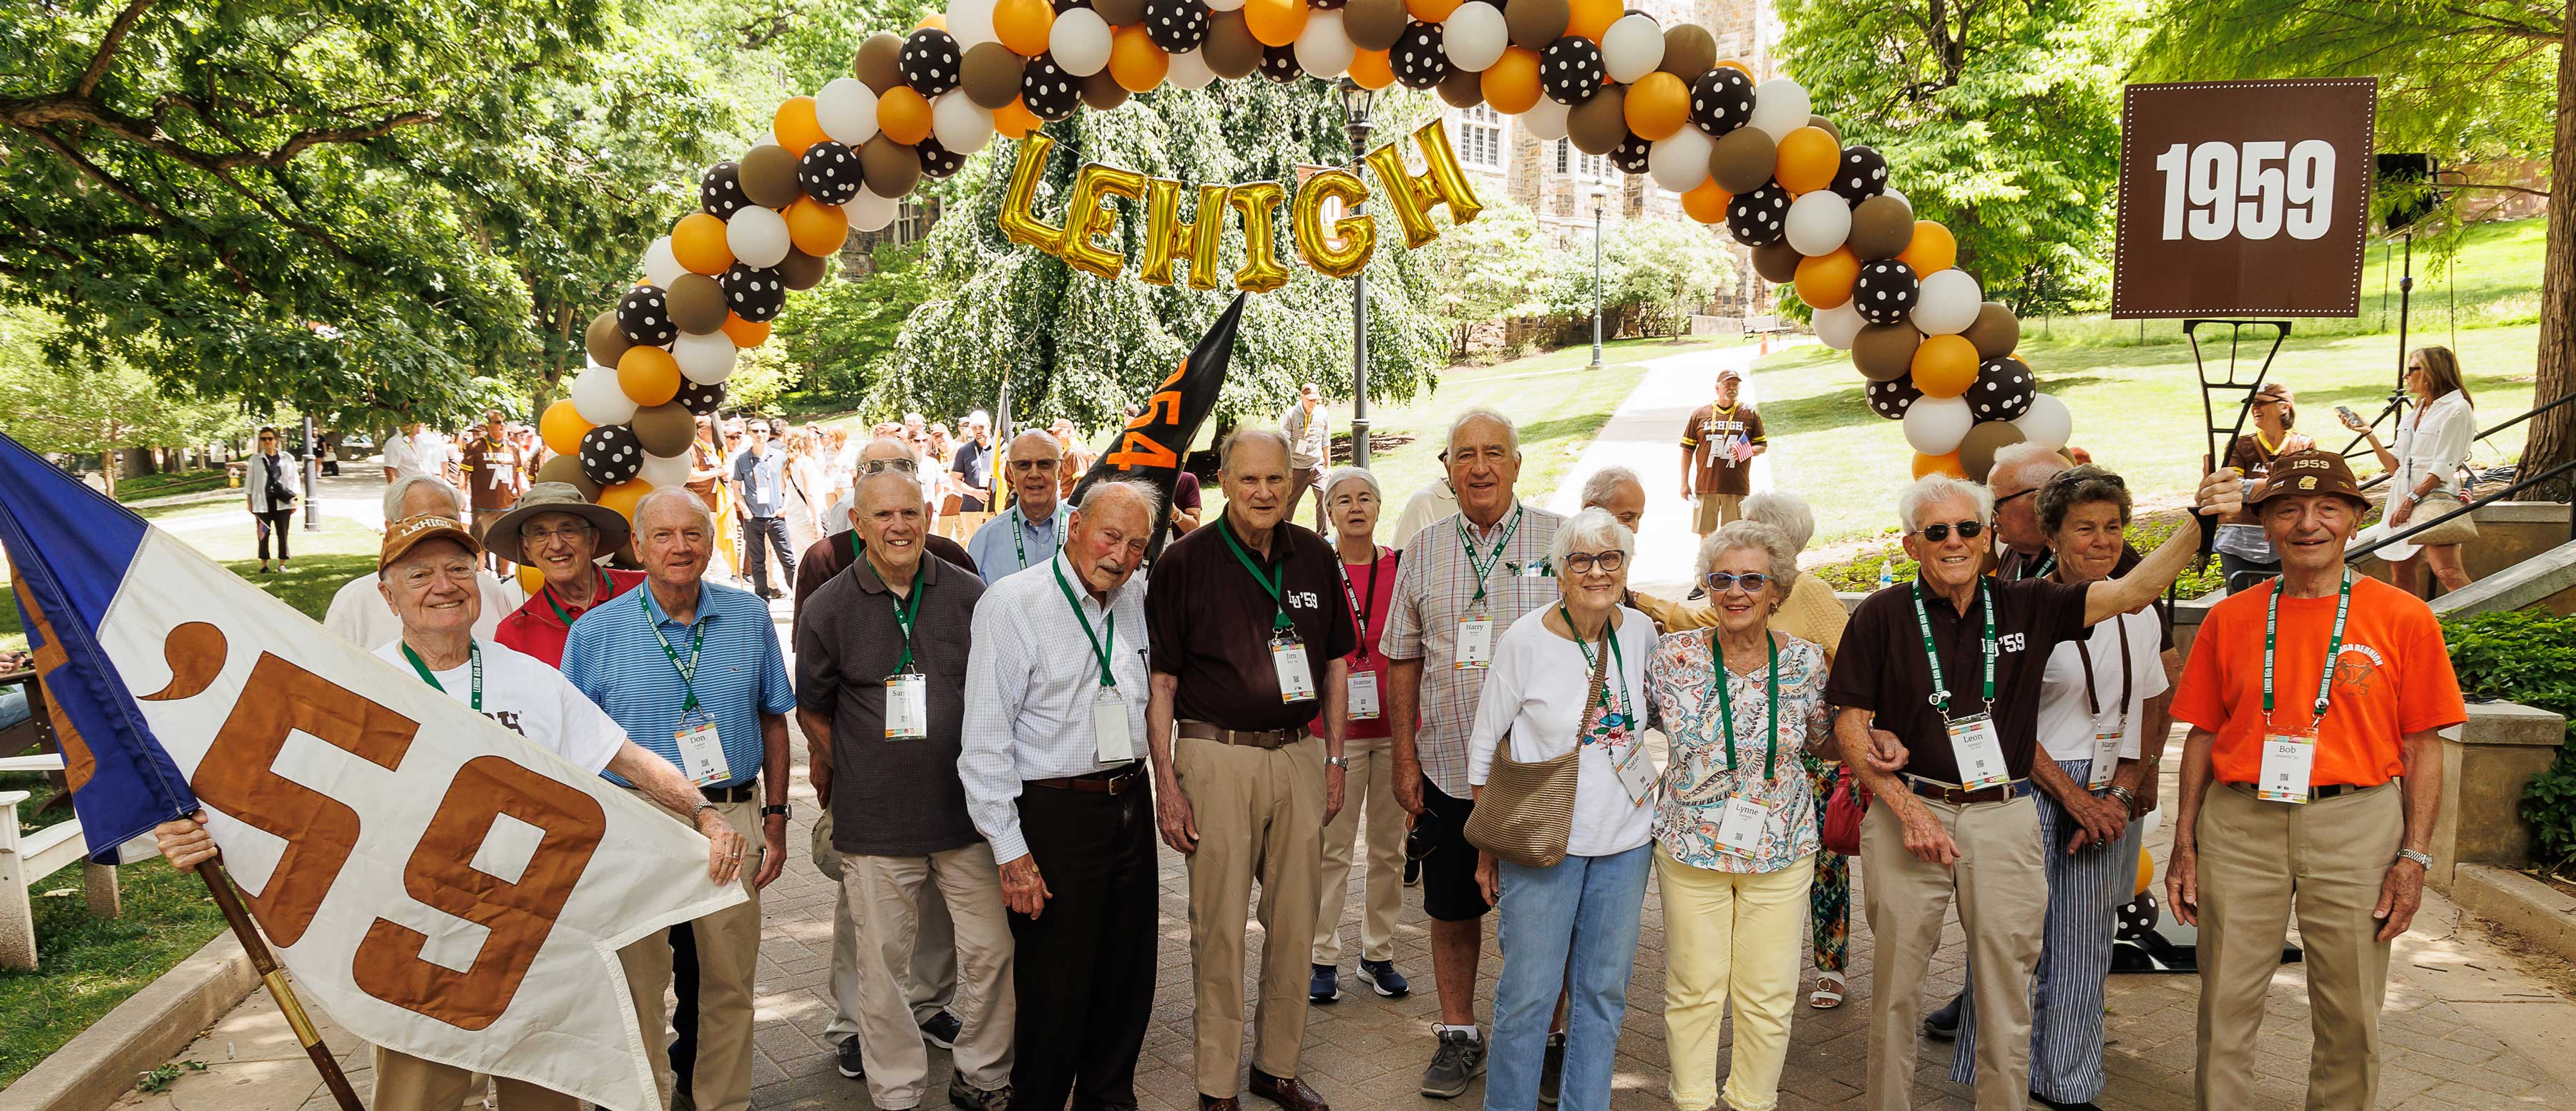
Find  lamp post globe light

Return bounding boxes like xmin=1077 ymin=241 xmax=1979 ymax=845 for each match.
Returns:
xmin=1339 ymin=78 xmax=1375 ymax=468
xmin=1590 ymin=179 xmax=1609 ymax=370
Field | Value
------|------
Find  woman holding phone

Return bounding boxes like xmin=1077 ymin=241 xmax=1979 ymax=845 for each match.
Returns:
xmin=2341 ymin=346 xmax=2477 ymax=597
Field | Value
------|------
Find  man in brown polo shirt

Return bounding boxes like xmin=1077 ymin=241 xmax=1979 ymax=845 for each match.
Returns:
xmin=1679 ymin=367 xmax=1765 ymax=537
xmin=1825 ymin=468 xmax=2238 ymax=1111
xmin=1146 ymin=428 xmax=1355 ymax=1111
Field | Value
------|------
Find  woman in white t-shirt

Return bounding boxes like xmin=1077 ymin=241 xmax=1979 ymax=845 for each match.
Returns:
xmin=1465 ymin=508 xmax=1658 ymax=1111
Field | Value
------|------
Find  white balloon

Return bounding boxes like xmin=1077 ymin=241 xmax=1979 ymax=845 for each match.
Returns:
xmin=1294 ymin=12 xmax=1356 ymax=77
xmin=1205 ymin=0 xmax=1244 ymax=9
xmin=947 ymin=0 xmax=998 ymax=49
xmin=673 ymin=331 xmax=739 ymax=385
xmin=2014 ymin=393 xmax=2073 ymax=451
xmin=642 ymin=237 xmax=684 ymax=288
xmin=1748 ymin=77 xmax=1812 ymax=141
xmin=816 ymin=78 xmax=880 ymax=146
xmin=1600 ymin=14 xmax=1664 ymax=84
xmin=638 ymin=449 xmax=691 ymax=489
xmin=931 ymin=91 xmax=995 ymax=154
xmin=1442 ymin=4 xmax=1508 ymax=72
xmin=1050 ymin=9 xmax=1113 ymax=77
xmin=1882 ymin=187 xmax=1909 ymax=209
xmin=1911 ymin=269 xmax=1984 ymax=336
xmin=751 ymin=129 xmax=782 ymax=150
xmin=1521 ymin=94 xmax=1570 ymax=141
xmin=725 ymin=205 xmax=791 ymax=269
xmin=1902 ymin=396 xmax=1974 ymax=456
xmin=847 ymin=188 xmax=898 ymax=233
xmin=1168 ymin=49 xmax=1217 ymax=90
xmin=570 ymin=363 xmax=639 ymax=427
xmin=1646 ymin=127 xmax=1712 ymax=193
xmin=1813 ymin=301 xmax=1865 ymax=350
xmin=1784 ymin=190 xmax=1852 ymax=256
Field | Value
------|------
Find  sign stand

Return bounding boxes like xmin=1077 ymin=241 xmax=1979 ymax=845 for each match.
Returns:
xmin=2187 ymin=319 xmax=2291 ymax=574
xmin=202 ymin=858 xmax=364 ymax=1111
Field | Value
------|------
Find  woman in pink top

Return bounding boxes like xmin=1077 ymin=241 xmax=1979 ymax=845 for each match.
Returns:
xmin=1308 ymin=466 xmax=1412 ymax=1004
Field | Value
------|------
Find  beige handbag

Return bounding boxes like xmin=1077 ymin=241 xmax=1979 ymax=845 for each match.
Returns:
xmin=2407 ymin=491 xmax=2480 ymax=546
xmin=1463 ymin=628 xmax=1609 ymax=869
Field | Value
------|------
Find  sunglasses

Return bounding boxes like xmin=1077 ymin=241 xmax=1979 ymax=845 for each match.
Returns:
xmin=1008 ymin=459 xmax=1061 ymax=472
xmin=1701 ymin=572 xmax=1772 ymax=593
xmin=1916 ymin=520 xmax=1984 ymax=542
xmin=1994 ymin=489 xmax=2034 ymax=506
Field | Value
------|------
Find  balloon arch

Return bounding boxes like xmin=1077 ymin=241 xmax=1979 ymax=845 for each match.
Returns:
xmin=536 ymin=0 xmax=2069 ymax=517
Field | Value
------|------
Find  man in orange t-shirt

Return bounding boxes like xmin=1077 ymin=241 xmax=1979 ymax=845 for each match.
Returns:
xmin=2165 ymin=449 xmax=2464 ymax=1111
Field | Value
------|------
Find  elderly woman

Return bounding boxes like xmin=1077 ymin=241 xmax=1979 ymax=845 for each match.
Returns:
xmin=1740 ymin=491 xmax=1854 ymax=1009
xmin=1645 ymin=520 xmax=1834 ymax=1111
xmin=2343 ymin=346 xmax=2478 ymax=597
xmin=1466 ymin=507 xmax=1657 ymax=1111
xmin=1309 ymin=466 xmax=1413 ymax=1004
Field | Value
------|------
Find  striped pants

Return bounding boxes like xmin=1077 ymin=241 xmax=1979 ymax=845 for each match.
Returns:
xmin=1951 ymin=759 xmax=2142 ymax=1104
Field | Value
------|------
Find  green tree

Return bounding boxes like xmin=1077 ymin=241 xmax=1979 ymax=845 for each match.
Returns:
xmin=0 ymin=309 xmax=230 ymax=496
xmin=770 ymin=243 xmax=945 ymax=406
xmin=1417 ymin=197 xmax=1550 ymax=356
xmin=1601 ymin=218 xmax=1735 ymax=336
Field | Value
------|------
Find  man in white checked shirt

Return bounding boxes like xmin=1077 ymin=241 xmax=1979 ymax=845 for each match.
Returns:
xmin=958 ymin=478 xmax=1161 ymax=1111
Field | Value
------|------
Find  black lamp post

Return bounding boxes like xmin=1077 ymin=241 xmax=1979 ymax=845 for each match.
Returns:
xmin=1340 ymin=77 xmax=1375 ymax=467
xmin=1589 ymin=180 xmax=1609 ymax=370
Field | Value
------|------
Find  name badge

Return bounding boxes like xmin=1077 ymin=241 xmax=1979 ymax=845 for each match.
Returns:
xmin=1455 ymin=617 xmax=1494 ymax=669
xmin=675 ymin=716 xmax=731 ymax=786
xmin=1272 ymin=635 xmax=1318 ymax=703
xmin=884 ymin=672 xmax=928 ymax=739
xmin=1713 ymin=795 xmax=1769 ymax=856
xmin=1609 ymin=743 xmax=1657 ymax=806
xmin=2258 ymin=729 xmax=2316 ymax=803
xmin=1092 ymin=689 xmax=1133 ymax=763
xmin=1347 ymin=671 xmax=1382 ymax=720
xmin=1945 ymin=713 xmax=2011 ymax=791
xmin=2087 ymin=716 xmax=2126 ymax=790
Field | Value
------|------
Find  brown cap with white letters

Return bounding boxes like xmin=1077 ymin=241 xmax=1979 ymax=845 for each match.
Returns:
xmin=2246 ymin=449 xmax=2369 ymax=510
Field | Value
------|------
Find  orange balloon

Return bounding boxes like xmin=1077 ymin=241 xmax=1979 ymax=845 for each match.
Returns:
xmin=1109 ymin=25 xmax=1169 ymax=92
xmin=786 ymin=197 xmax=851 ymax=255
xmin=1774 ymin=125 xmax=1840 ymax=195
xmin=618 ymin=346 xmax=683 ymax=407
xmin=1717 ymin=59 xmax=1752 ymax=77
xmin=1911 ymin=334 xmax=1979 ymax=397
xmin=1900 ymin=220 xmax=1958 ymax=275
xmin=1794 ymin=247 xmax=1860 ymax=309
xmin=1478 ymin=47 xmax=1541 ymax=113
xmin=877 ymin=87 xmax=933 ymax=145
xmin=1406 ymin=0 xmax=1462 ymax=19
xmin=1911 ymin=451 xmax=1965 ymax=479
xmin=515 ymin=564 xmax=546 ymax=595
xmin=1349 ymin=49 xmax=1397 ymax=92
xmin=991 ymin=97 xmax=1042 ymax=140
xmin=1244 ymin=0 xmax=1309 ymax=48
xmin=538 ymin=400 xmax=593 ymax=456
xmin=994 ymin=0 xmax=1055 ymax=57
xmin=721 ymin=313 xmax=772 ymax=348
xmin=596 ymin=479 xmax=653 ymax=519
xmin=916 ymin=14 xmax=947 ymax=31
xmin=1567 ymin=0 xmax=1619 ymax=42
xmin=1682 ymin=179 xmax=1731 ymax=224
xmin=1622 ymin=72 xmax=1690 ymax=141
xmin=774 ymin=96 xmax=827 ymax=154
xmin=672 ymin=212 xmax=733 ymax=275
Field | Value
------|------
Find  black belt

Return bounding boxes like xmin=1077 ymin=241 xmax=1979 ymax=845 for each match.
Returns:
xmin=2227 ymin=780 xmax=2370 ymax=802
xmin=1028 ymin=764 xmax=1146 ymax=795
xmin=701 ymin=782 xmax=758 ymax=803
xmin=1903 ymin=775 xmax=2034 ymax=806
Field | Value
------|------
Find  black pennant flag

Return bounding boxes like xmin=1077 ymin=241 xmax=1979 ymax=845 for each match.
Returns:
xmin=1070 ymin=293 xmax=1247 ymax=557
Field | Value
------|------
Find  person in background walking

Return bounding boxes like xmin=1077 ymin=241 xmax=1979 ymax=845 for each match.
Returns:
xmin=2342 ymin=346 xmax=2479 ymax=598
xmin=2213 ymin=383 xmax=2311 ymax=592
xmin=1282 ymin=383 xmax=1332 ymax=532
xmin=246 ymin=426 xmax=299 ymax=574
xmin=730 ymin=421 xmax=797 ymax=600
xmin=951 ymin=412 xmax=997 ymax=514
xmin=1679 ymin=368 xmax=1765 ymax=542
xmin=459 ymin=410 xmax=527 ymax=574
xmin=1309 ymin=466 xmax=1412 ymax=1007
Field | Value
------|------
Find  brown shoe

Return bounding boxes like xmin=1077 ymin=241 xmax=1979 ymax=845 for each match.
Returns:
xmin=1247 ymin=1071 xmax=1329 ymax=1111
xmin=1199 ymin=1097 xmax=1239 ymax=1111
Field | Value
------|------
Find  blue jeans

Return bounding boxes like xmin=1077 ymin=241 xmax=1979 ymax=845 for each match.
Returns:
xmin=0 ymin=686 xmax=29 ymax=730
xmin=1488 ymin=843 xmax=1651 ymax=1111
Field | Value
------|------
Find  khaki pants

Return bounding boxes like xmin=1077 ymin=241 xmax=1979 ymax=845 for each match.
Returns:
xmin=370 ymin=1048 xmax=577 ymax=1111
xmin=837 ymin=843 xmax=1017 ymax=1107
xmin=2195 ymin=781 xmax=2402 ymax=1111
xmin=1312 ymin=733 xmax=1403 ymax=966
xmin=814 ymin=815 xmax=957 ymax=1041
xmin=1657 ymin=848 xmax=1815 ymax=1111
xmin=1860 ymin=792 xmax=2046 ymax=1111
xmin=1176 ymin=733 xmax=1327 ymax=1096
xmin=1694 ymin=492 xmax=1745 ymax=535
xmin=615 ymin=795 xmax=765 ymax=1111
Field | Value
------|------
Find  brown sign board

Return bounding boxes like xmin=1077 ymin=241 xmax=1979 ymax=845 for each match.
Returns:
xmin=2111 ymin=78 xmax=2377 ymax=319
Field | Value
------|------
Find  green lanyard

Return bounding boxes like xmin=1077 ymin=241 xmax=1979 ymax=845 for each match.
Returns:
xmin=1911 ymin=577 xmax=1994 ymax=718
xmin=643 ymin=589 xmax=711 ymax=714
xmin=1013 ymin=506 xmax=1059 ymax=572
xmin=2024 ymin=552 xmax=2056 ymax=582
xmin=2263 ymin=570 xmax=2352 ymax=723
xmin=1709 ymin=630 xmax=1780 ymax=780
xmin=1218 ymin=517 xmax=1296 ymax=632
xmin=1053 ymin=559 xmax=1119 ymax=687
xmin=1458 ymin=504 xmax=1525 ymax=607
xmin=401 ymin=640 xmax=483 ymax=711
xmin=542 ymin=568 xmax=614 ymax=627
xmin=888 ymin=562 xmax=927 ymax=673
xmin=1560 ymin=605 xmax=1631 ymax=728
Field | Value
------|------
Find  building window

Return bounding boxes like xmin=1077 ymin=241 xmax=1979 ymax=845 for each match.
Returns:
xmin=1553 ymin=140 xmax=1605 ymax=180
xmin=887 ymin=200 xmax=935 ymax=246
xmin=1455 ymin=107 xmax=1505 ymax=170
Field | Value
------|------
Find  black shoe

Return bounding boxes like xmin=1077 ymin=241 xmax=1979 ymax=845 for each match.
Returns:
xmin=1419 ymin=1029 xmax=1485 ymax=1099
xmin=920 ymin=1009 xmax=962 ymax=1049
xmin=2029 ymin=1095 xmax=2101 ymax=1111
xmin=1358 ymin=959 xmax=1409 ymax=998
xmin=1922 ymin=993 xmax=1963 ymax=1041
xmin=836 ymin=1035 xmax=865 ymax=1079
xmin=1538 ymin=1032 xmax=1566 ymax=1106
xmin=950 ymin=1079 xmax=1013 ymax=1111
xmin=1309 ymin=964 xmax=1340 ymax=1004
xmin=1402 ymin=856 xmax=1421 ymax=886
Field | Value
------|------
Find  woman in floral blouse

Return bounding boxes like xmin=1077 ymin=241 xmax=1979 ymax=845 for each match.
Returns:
xmin=1644 ymin=520 xmax=1835 ymax=1111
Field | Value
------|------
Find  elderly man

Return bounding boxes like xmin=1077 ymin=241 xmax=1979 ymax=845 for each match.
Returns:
xmin=1282 ymin=383 xmax=1331 ymax=532
xmin=951 ymin=412 xmax=997 ymax=513
xmin=1380 ymin=408 xmax=1566 ymax=1098
xmin=1679 ymin=367 xmax=1765 ymax=537
xmin=2166 ymin=450 xmax=2461 ymax=1111
xmin=731 ymin=420 xmax=796 ymax=600
xmin=488 ymin=483 xmax=647 ymax=667
xmin=1147 ymin=429 xmax=1353 ymax=1111
xmin=324 ymin=474 xmax=522 ymax=649
xmin=1578 ymin=465 xmax=1694 ymax=635
xmin=960 ymin=479 xmax=1162 ymax=1111
xmin=1988 ymin=443 xmax=2069 ymax=581
xmin=1826 ymin=467 xmax=2239 ymax=1111
xmin=152 ymin=514 xmax=748 ymax=1111
xmin=799 ymin=439 xmax=978 ymax=617
xmin=967 ymin=429 xmax=1073 ymax=583
xmin=562 ymin=489 xmax=795 ymax=1111
xmin=798 ymin=469 xmax=1013 ymax=1111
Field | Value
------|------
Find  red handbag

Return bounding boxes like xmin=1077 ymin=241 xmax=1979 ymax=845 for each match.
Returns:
xmin=1822 ymin=767 xmax=1873 ymax=857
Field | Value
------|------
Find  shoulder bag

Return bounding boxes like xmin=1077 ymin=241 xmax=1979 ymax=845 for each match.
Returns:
xmin=1463 ymin=622 xmax=1609 ymax=869
xmin=2407 ymin=491 xmax=2480 ymax=546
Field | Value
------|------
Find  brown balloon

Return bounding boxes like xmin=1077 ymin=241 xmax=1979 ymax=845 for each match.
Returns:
xmin=1506 ymin=0 xmax=1572 ymax=52
xmin=536 ymin=454 xmax=602 ymax=500
xmin=629 ymin=403 xmax=698 ymax=458
xmin=781 ymin=249 xmax=830 ymax=290
xmin=1567 ymin=84 xmax=1627 ymax=156
xmin=668 ymin=274 xmax=728 ymax=335
xmin=1751 ymin=241 xmax=1802 ymax=284
xmin=1438 ymin=64 xmax=1485 ymax=109
xmin=1082 ymin=69 xmax=1132 ymax=110
xmin=854 ymin=33 xmax=906 ymax=94
xmin=1659 ymin=24 xmax=1715 ymax=79
xmin=738 ymin=145 xmax=802 ymax=209
xmin=1807 ymin=114 xmax=1841 ymax=143
xmin=584 ymin=310 xmax=631 ymax=366
xmin=860 ymin=134 xmax=923 ymax=198
xmin=1848 ymin=193 xmax=1916 ymax=260
xmin=961 ymin=41 xmax=1025 ymax=109
xmin=1095 ymin=0 xmax=1146 ymax=25
xmin=1963 ymin=303 xmax=2021 ymax=361
xmin=1958 ymin=420 xmax=2029 ymax=482
xmin=1852 ymin=323 xmax=1922 ymax=383
xmin=1345 ymin=0 xmax=1409 ymax=51
xmin=1707 ymin=125 xmax=1776 ymax=194
xmin=1204 ymin=12 xmax=1263 ymax=79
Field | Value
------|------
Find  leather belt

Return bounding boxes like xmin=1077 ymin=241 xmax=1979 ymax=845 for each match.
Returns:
xmin=1029 ymin=765 xmax=1146 ymax=795
xmin=1177 ymin=720 xmax=1308 ymax=750
xmin=1903 ymin=775 xmax=2033 ymax=806
xmin=701 ymin=782 xmax=758 ymax=803
xmin=2226 ymin=780 xmax=2370 ymax=802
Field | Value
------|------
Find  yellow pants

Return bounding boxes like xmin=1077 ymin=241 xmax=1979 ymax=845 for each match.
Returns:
xmin=1656 ymin=848 xmax=1815 ymax=1111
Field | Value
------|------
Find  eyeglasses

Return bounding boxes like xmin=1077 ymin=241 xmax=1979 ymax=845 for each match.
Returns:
xmin=859 ymin=458 xmax=917 ymax=476
xmin=520 ymin=522 xmax=595 ymax=544
xmin=1916 ymin=520 xmax=1984 ymax=542
xmin=1561 ymin=549 xmax=1625 ymax=573
xmin=396 ymin=563 xmax=479 ymax=591
xmin=1993 ymin=489 xmax=2034 ymax=506
xmin=1008 ymin=459 xmax=1060 ymax=473
xmin=1702 ymin=572 xmax=1772 ymax=593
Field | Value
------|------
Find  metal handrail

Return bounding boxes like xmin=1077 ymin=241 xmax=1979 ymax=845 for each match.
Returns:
xmin=2343 ymin=456 xmax=2576 ymax=564
xmin=2350 ymin=389 xmax=2576 ymax=492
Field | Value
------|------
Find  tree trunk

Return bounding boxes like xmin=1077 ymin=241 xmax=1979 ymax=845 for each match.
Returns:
xmin=2524 ymin=1 xmax=2576 ymax=501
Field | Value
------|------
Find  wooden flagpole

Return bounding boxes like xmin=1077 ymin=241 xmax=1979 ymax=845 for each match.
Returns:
xmin=199 ymin=859 xmax=364 ymax=1110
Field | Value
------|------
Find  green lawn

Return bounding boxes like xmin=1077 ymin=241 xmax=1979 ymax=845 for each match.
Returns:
xmin=110 ymin=469 xmax=230 ymax=503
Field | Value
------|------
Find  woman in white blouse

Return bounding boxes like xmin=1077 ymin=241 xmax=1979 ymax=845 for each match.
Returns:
xmin=1643 ymin=522 xmax=1833 ymax=1111
xmin=2341 ymin=346 xmax=2477 ymax=597
xmin=1466 ymin=507 xmax=1657 ymax=1111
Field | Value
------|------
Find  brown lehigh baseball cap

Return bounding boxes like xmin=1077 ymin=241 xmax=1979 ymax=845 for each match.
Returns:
xmin=379 ymin=514 xmax=480 ymax=572
xmin=2247 ymin=449 xmax=2370 ymax=509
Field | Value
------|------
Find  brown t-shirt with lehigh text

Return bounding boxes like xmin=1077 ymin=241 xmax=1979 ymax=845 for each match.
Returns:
xmin=1823 ymin=577 xmax=2092 ymax=784
xmin=457 ymin=434 xmax=524 ymax=512
xmin=1682 ymin=403 xmax=1766 ymax=496
xmin=1146 ymin=515 xmax=1358 ymax=733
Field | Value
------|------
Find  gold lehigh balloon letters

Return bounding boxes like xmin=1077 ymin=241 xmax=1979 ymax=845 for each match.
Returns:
xmin=997 ymin=121 xmax=1479 ymax=292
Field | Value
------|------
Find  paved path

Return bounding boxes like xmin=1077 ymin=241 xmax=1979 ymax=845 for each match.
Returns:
xmin=1543 ymin=342 xmax=1785 ymax=594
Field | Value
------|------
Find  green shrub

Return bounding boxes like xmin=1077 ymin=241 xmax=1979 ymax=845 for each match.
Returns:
xmin=2443 ymin=610 xmax=2576 ymax=868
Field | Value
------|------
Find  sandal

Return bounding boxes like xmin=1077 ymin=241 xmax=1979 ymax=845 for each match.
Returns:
xmin=1810 ymin=971 xmax=1845 ymax=1009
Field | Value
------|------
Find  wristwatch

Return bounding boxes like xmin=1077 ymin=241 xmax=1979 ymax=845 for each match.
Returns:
xmin=2396 ymin=848 xmax=2434 ymax=869
xmin=1325 ymin=756 xmax=1350 ymax=769
xmin=761 ymin=803 xmax=792 ymax=818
